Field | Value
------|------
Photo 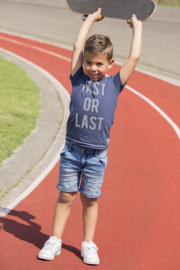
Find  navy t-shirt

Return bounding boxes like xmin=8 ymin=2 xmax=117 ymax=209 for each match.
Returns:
xmin=66 ymin=67 xmax=125 ymax=149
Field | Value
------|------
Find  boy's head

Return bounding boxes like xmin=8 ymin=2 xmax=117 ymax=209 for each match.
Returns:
xmin=83 ymin=34 xmax=114 ymax=81
xmin=84 ymin=34 xmax=113 ymax=61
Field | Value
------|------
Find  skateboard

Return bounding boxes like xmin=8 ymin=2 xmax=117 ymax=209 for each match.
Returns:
xmin=66 ymin=0 xmax=156 ymax=21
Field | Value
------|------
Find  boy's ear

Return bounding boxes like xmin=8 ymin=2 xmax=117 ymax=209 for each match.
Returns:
xmin=108 ymin=59 xmax=114 ymax=69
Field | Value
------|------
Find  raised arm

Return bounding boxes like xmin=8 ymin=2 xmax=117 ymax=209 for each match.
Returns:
xmin=120 ymin=15 xmax=142 ymax=85
xmin=71 ymin=8 xmax=103 ymax=77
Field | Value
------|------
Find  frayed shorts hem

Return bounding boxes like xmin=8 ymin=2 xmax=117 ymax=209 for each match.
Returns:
xmin=80 ymin=189 xmax=101 ymax=199
xmin=56 ymin=184 xmax=101 ymax=199
xmin=56 ymin=184 xmax=78 ymax=193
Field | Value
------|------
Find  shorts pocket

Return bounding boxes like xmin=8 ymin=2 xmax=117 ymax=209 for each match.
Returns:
xmin=98 ymin=156 xmax=107 ymax=168
xmin=60 ymin=147 xmax=68 ymax=158
xmin=96 ymin=150 xmax=107 ymax=169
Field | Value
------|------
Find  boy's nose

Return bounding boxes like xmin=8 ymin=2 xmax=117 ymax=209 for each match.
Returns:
xmin=90 ymin=65 xmax=97 ymax=71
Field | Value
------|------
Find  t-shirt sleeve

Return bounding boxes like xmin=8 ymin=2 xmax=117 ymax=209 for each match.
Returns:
xmin=113 ymin=72 xmax=126 ymax=94
xmin=69 ymin=66 xmax=85 ymax=87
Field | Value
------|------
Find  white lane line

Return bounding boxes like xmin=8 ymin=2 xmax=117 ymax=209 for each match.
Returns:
xmin=126 ymin=85 xmax=180 ymax=139
xmin=0 ymin=36 xmax=71 ymax=62
xmin=0 ymin=36 xmax=29 ymax=46
xmin=0 ymin=35 xmax=179 ymax=139
xmin=32 ymin=46 xmax=71 ymax=62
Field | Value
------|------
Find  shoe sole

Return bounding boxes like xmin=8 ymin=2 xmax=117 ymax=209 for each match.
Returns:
xmin=38 ymin=250 xmax=61 ymax=261
xmin=83 ymin=258 xmax=100 ymax=265
xmin=81 ymin=252 xmax=99 ymax=265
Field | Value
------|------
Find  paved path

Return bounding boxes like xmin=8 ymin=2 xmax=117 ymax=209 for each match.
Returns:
xmin=0 ymin=31 xmax=180 ymax=270
xmin=0 ymin=50 xmax=66 ymax=207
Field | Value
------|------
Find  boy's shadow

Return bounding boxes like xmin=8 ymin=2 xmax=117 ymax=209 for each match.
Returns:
xmin=0 ymin=209 xmax=81 ymax=259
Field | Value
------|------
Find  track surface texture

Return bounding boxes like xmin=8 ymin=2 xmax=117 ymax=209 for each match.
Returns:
xmin=0 ymin=32 xmax=180 ymax=270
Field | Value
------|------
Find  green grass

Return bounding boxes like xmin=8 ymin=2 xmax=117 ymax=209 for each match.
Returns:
xmin=155 ymin=0 xmax=180 ymax=7
xmin=0 ymin=56 xmax=40 ymax=166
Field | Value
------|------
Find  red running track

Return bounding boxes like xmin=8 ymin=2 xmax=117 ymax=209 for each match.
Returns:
xmin=0 ymin=32 xmax=180 ymax=270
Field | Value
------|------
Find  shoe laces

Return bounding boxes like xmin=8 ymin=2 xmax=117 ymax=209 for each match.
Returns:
xmin=83 ymin=242 xmax=98 ymax=256
xmin=43 ymin=240 xmax=57 ymax=251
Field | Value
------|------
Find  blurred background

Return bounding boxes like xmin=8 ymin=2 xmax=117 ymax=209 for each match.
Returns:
xmin=0 ymin=0 xmax=179 ymax=80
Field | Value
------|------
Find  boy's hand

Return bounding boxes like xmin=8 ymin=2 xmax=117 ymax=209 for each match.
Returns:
xmin=127 ymin=14 xmax=142 ymax=29
xmin=90 ymin=8 xmax=104 ymax=22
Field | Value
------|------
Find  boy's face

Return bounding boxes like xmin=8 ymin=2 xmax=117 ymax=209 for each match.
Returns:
xmin=83 ymin=52 xmax=114 ymax=82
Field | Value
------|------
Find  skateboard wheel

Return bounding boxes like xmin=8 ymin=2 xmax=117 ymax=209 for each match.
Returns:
xmin=82 ymin=14 xmax=88 ymax=21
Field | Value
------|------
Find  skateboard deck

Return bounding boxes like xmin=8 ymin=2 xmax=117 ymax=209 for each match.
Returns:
xmin=66 ymin=0 xmax=156 ymax=21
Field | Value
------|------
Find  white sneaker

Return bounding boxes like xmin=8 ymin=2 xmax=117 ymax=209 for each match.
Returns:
xmin=81 ymin=241 xmax=100 ymax=265
xmin=38 ymin=236 xmax=62 ymax=260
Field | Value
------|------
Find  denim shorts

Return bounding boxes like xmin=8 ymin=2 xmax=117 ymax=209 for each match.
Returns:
xmin=56 ymin=140 xmax=107 ymax=198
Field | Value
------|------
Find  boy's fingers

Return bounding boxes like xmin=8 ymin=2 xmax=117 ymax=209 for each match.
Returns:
xmin=127 ymin=14 xmax=137 ymax=27
xmin=95 ymin=8 xmax=104 ymax=21
xmin=127 ymin=19 xmax=133 ymax=28
xmin=97 ymin=8 xmax=102 ymax=13
xmin=99 ymin=15 xmax=104 ymax=20
xmin=98 ymin=8 xmax=103 ymax=18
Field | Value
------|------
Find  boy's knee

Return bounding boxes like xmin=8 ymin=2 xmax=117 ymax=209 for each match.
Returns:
xmin=58 ymin=191 xmax=77 ymax=204
xmin=80 ymin=193 xmax=97 ymax=207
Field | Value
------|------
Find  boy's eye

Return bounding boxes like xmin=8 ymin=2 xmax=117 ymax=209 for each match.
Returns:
xmin=97 ymin=63 xmax=103 ymax=66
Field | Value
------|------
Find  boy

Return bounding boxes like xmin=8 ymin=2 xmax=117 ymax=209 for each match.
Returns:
xmin=38 ymin=8 xmax=142 ymax=265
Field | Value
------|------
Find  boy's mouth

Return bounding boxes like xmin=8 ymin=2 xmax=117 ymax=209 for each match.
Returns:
xmin=90 ymin=73 xmax=98 ymax=78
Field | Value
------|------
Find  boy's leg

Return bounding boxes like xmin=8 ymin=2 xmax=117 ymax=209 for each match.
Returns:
xmin=80 ymin=193 xmax=98 ymax=242
xmin=38 ymin=191 xmax=77 ymax=260
xmin=79 ymin=148 xmax=107 ymax=265
xmin=52 ymin=191 xmax=77 ymax=239
xmin=80 ymin=193 xmax=99 ymax=265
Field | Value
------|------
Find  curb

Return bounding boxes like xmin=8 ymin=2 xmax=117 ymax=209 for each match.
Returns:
xmin=0 ymin=48 xmax=70 ymax=215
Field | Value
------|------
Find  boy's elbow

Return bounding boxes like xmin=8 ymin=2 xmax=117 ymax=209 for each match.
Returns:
xmin=130 ymin=46 xmax=141 ymax=61
xmin=129 ymin=54 xmax=140 ymax=64
xmin=73 ymin=43 xmax=79 ymax=51
xmin=135 ymin=55 xmax=141 ymax=61
xmin=74 ymin=41 xmax=84 ymax=51
xmin=133 ymin=50 xmax=141 ymax=60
